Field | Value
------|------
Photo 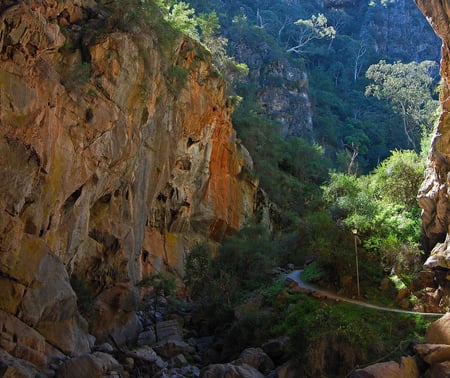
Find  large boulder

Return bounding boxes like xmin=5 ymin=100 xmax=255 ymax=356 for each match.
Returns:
xmin=425 ymin=313 xmax=450 ymax=344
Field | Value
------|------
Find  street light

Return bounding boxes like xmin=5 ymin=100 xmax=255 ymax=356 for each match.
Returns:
xmin=352 ymin=228 xmax=360 ymax=297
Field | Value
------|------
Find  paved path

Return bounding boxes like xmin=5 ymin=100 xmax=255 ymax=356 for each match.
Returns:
xmin=286 ymin=270 xmax=444 ymax=317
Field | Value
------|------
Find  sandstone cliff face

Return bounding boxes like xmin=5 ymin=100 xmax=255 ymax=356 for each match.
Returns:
xmin=416 ymin=0 xmax=450 ymax=262
xmin=0 ymin=0 xmax=257 ymax=367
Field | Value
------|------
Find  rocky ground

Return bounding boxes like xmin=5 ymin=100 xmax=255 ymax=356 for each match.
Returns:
xmin=0 ymin=274 xmax=297 ymax=378
xmin=4 ymin=270 xmax=450 ymax=378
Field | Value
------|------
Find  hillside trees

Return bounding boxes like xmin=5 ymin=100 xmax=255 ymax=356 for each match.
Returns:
xmin=365 ymin=60 xmax=438 ymax=150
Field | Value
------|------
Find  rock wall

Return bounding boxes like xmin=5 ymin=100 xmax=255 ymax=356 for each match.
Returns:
xmin=0 ymin=0 xmax=257 ymax=367
xmin=416 ymin=0 xmax=450 ymax=264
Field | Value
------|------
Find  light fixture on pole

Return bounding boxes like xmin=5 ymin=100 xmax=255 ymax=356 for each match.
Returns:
xmin=352 ymin=228 xmax=360 ymax=297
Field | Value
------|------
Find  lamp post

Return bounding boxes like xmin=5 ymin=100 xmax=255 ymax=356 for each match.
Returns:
xmin=352 ymin=228 xmax=360 ymax=297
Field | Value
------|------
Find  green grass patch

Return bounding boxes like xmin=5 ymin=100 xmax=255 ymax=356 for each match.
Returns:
xmin=301 ymin=261 xmax=327 ymax=283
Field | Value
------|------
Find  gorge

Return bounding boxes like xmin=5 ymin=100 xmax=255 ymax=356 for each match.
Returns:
xmin=0 ymin=0 xmax=450 ymax=377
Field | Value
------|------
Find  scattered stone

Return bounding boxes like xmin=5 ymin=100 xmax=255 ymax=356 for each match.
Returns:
xmin=426 ymin=360 xmax=450 ymax=377
xmin=200 ymin=362 xmax=264 ymax=378
xmin=164 ymin=313 xmax=185 ymax=328
xmin=235 ymin=347 xmax=274 ymax=374
xmin=262 ymin=336 xmax=289 ymax=361
xmin=56 ymin=353 xmax=107 ymax=378
xmin=124 ymin=357 xmax=134 ymax=370
xmin=156 ymin=320 xmax=183 ymax=342
xmin=396 ymin=287 xmax=410 ymax=302
xmin=350 ymin=361 xmax=402 ymax=377
xmin=94 ymin=342 xmax=114 ymax=353
xmin=379 ymin=277 xmax=391 ymax=291
xmin=415 ymin=343 xmax=450 ymax=364
xmin=133 ymin=346 xmax=168 ymax=370
xmin=399 ymin=298 xmax=410 ymax=310
xmin=400 ymin=356 xmax=419 ymax=378
xmin=171 ymin=353 xmax=188 ymax=368
xmin=154 ymin=339 xmax=195 ymax=359
xmin=417 ymin=271 xmax=436 ymax=288
xmin=269 ymin=360 xmax=302 ymax=378
xmin=0 ymin=349 xmax=43 ymax=378
xmin=137 ymin=329 xmax=156 ymax=346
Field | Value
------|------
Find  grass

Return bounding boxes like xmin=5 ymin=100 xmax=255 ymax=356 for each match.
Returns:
xmin=301 ymin=261 xmax=327 ymax=283
xmin=273 ymin=291 xmax=433 ymax=367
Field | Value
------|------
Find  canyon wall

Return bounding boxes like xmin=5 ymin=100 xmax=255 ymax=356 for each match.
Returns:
xmin=0 ymin=0 xmax=257 ymax=367
xmin=416 ymin=1 xmax=450 ymax=266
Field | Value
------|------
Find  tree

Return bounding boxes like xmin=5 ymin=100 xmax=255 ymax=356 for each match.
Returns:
xmin=286 ymin=13 xmax=336 ymax=54
xmin=165 ymin=1 xmax=199 ymax=39
xmin=370 ymin=150 xmax=425 ymax=210
xmin=352 ymin=40 xmax=367 ymax=82
xmin=365 ymin=60 xmax=438 ymax=150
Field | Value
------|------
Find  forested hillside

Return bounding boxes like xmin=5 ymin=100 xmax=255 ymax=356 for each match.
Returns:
xmin=186 ymin=0 xmax=440 ymax=171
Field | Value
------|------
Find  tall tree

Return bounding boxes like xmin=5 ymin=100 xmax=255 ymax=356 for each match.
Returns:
xmin=286 ymin=13 xmax=336 ymax=54
xmin=365 ymin=60 xmax=438 ymax=150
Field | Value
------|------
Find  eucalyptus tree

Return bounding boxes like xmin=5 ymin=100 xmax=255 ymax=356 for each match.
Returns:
xmin=365 ymin=60 xmax=438 ymax=150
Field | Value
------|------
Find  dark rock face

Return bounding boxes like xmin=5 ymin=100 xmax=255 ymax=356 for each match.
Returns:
xmin=362 ymin=1 xmax=440 ymax=64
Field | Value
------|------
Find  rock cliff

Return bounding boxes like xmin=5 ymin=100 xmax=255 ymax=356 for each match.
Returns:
xmin=0 ymin=0 xmax=257 ymax=369
xmin=416 ymin=0 xmax=450 ymax=268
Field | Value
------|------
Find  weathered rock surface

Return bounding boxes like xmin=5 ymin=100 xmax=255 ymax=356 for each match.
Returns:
xmin=425 ymin=313 xmax=450 ymax=345
xmin=415 ymin=343 xmax=450 ymax=365
xmin=0 ymin=0 xmax=257 ymax=371
xmin=417 ymin=0 xmax=450 ymax=261
xmin=351 ymin=357 xmax=419 ymax=378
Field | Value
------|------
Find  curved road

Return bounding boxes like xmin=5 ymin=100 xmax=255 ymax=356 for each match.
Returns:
xmin=286 ymin=270 xmax=444 ymax=317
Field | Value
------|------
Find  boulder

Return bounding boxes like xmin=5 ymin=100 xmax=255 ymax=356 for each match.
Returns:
xmin=200 ymin=363 xmax=265 ymax=378
xmin=425 ymin=360 xmax=450 ymax=378
xmin=154 ymin=339 xmax=195 ymax=359
xmin=351 ymin=361 xmax=402 ymax=378
xmin=171 ymin=353 xmax=188 ymax=368
xmin=155 ymin=319 xmax=183 ymax=342
xmin=56 ymin=352 xmax=122 ymax=378
xmin=270 ymin=360 xmax=303 ymax=378
xmin=133 ymin=346 xmax=167 ymax=370
xmin=137 ymin=329 xmax=156 ymax=346
xmin=262 ymin=336 xmax=289 ymax=361
xmin=235 ymin=347 xmax=275 ymax=374
xmin=425 ymin=313 xmax=450 ymax=344
xmin=0 ymin=349 xmax=43 ymax=378
xmin=415 ymin=343 xmax=450 ymax=364
xmin=0 ymin=309 xmax=47 ymax=367
xmin=395 ymin=287 xmax=410 ymax=302
xmin=400 ymin=356 xmax=419 ymax=378
xmin=350 ymin=357 xmax=419 ymax=378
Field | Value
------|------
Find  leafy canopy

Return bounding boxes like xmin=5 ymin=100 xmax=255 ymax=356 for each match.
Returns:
xmin=365 ymin=60 xmax=438 ymax=149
